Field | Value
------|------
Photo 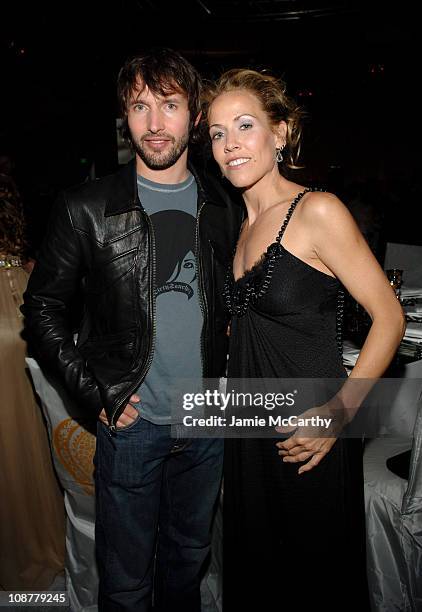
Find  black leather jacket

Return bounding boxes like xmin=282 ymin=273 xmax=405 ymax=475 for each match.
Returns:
xmin=22 ymin=160 xmax=243 ymax=428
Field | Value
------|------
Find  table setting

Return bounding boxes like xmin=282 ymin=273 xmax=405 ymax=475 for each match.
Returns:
xmin=343 ymin=269 xmax=422 ymax=368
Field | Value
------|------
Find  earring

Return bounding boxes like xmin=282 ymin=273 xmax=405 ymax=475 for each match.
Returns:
xmin=275 ymin=144 xmax=285 ymax=163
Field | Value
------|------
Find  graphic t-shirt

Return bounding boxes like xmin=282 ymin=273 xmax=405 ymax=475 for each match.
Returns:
xmin=134 ymin=173 xmax=203 ymax=424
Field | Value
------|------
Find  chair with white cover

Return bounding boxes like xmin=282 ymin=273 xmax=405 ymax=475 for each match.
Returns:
xmin=364 ymin=359 xmax=422 ymax=611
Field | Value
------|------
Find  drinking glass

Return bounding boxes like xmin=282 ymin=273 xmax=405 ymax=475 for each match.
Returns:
xmin=386 ymin=268 xmax=403 ymax=300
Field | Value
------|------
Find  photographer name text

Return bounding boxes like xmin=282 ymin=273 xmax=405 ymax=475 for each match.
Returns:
xmin=182 ymin=415 xmax=333 ymax=428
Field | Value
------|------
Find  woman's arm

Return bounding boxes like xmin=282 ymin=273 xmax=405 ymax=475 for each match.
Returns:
xmin=307 ymin=191 xmax=406 ymax=419
xmin=277 ymin=192 xmax=406 ymax=473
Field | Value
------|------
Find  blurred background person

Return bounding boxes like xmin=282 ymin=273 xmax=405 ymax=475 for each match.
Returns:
xmin=0 ymin=158 xmax=65 ymax=590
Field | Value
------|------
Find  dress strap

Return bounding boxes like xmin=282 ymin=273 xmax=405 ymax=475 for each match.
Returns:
xmin=275 ymin=187 xmax=315 ymax=244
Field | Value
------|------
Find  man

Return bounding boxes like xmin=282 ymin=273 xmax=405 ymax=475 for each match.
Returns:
xmin=22 ymin=48 xmax=242 ymax=611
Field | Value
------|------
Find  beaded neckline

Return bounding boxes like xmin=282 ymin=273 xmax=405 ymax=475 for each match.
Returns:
xmin=224 ymin=188 xmax=313 ymax=314
xmin=232 ymin=187 xmax=312 ymax=285
xmin=223 ymin=187 xmax=345 ymax=356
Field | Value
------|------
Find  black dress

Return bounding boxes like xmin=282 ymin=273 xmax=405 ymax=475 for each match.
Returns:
xmin=223 ymin=189 xmax=370 ymax=611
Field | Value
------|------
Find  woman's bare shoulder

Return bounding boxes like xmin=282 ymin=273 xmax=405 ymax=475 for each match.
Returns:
xmin=300 ymin=190 xmax=354 ymax=230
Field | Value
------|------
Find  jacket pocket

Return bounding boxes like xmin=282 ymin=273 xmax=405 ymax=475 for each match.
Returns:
xmin=86 ymin=249 xmax=138 ymax=295
xmin=80 ymin=328 xmax=138 ymax=375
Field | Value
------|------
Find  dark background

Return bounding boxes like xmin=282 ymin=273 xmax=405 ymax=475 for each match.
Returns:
xmin=2 ymin=0 xmax=420 ymax=253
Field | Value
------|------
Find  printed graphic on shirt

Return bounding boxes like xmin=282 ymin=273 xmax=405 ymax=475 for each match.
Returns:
xmin=152 ymin=210 xmax=197 ymax=300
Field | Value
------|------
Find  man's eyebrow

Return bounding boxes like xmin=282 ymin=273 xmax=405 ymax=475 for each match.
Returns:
xmin=161 ymin=90 xmax=183 ymax=97
xmin=161 ymin=94 xmax=183 ymax=101
xmin=129 ymin=92 xmax=183 ymax=104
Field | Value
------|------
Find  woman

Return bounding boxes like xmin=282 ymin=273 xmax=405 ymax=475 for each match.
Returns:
xmin=203 ymin=70 xmax=405 ymax=610
xmin=0 ymin=172 xmax=65 ymax=589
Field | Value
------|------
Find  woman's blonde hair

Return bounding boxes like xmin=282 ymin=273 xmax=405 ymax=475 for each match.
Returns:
xmin=203 ymin=68 xmax=304 ymax=170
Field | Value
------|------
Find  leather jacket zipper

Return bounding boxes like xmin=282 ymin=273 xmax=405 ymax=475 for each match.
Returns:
xmin=108 ymin=209 xmax=157 ymax=432
xmin=195 ymin=202 xmax=207 ymax=377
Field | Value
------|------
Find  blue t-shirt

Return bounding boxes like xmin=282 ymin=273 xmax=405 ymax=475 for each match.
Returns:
xmin=134 ymin=173 xmax=203 ymax=424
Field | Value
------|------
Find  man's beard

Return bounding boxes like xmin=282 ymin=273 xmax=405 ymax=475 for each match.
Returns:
xmin=132 ymin=132 xmax=189 ymax=170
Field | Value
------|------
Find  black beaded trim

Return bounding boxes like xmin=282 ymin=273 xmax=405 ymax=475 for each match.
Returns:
xmin=336 ymin=287 xmax=345 ymax=358
xmin=224 ymin=188 xmax=321 ymax=317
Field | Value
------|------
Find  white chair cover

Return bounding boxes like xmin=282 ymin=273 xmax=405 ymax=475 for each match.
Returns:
xmin=26 ymin=358 xmax=98 ymax=612
xmin=364 ymin=359 xmax=422 ymax=611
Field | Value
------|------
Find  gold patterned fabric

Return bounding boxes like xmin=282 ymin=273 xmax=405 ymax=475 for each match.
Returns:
xmin=0 ymin=247 xmax=65 ymax=588
xmin=53 ymin=418 xmax=95 ymax=496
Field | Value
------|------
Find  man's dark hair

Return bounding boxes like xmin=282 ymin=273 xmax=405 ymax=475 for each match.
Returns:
xmin=117 ymin=48 xmax=202 ymax=141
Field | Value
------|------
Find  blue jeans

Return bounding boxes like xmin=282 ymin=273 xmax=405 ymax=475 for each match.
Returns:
xmin=94 ymin=417 xmax=223 ymax=612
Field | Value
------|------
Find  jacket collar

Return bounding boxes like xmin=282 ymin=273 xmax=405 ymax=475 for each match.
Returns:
xmin=104 ymin=159 xmax=139 ymax=217
xmin=104 ymin=157 xmax=227 ymax=217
